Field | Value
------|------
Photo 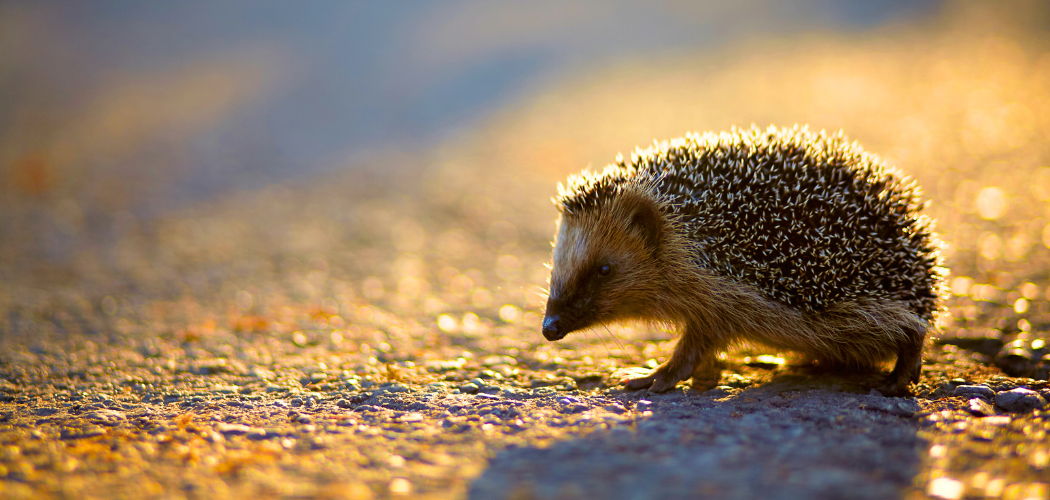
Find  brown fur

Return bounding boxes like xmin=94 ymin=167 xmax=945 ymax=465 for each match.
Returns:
xmin=544 ymin=188 xmax=928 ymax=395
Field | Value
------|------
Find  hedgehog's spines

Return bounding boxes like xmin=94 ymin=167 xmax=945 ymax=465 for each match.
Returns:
xmin=555 ymin=125 xmax=946 ymax=321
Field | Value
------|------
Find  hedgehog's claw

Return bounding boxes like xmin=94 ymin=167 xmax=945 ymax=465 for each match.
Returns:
xmin=647 ymin=372 xmax=681 ymax=393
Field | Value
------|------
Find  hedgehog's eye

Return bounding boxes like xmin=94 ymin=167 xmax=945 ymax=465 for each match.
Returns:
xmin=597 ymin=264 xmax=612 ymax=276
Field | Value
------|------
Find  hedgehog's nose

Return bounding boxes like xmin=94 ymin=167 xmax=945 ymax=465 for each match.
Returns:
xmin=542 ymin=315 xmax=565 ymax=341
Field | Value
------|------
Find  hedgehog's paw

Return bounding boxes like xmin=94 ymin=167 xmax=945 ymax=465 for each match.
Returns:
xmin=876 ymin=341 xmax=923 ymax=397
xmin=875 ymin=376 xmax=913 ymax=397
xmin=646 ymin=372 xmax=682 ymax=393
xmin=622 ymin=372 xmax=657 ymax=391
xmin=622 ymin=367 xmax=683 ymax=393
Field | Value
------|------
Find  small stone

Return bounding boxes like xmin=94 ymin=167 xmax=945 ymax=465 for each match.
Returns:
xmin=530 ymin=379 xmax=555 ymax=388
xmin=459 ymin=383 xmax=479 ymax=394
xmin=343 ymin=380 xmax=362 ymax=391
xmin=336 ymin=399 xmax=353 ymax=409
xmin=531 ymin=386 xmax=556 ymax=396
xmin=490 ymin=364 xmax=518 ymax=377
xmin=85 ymin=409 xmax=127 ymax=425
xmin=967 ymin=397 xmax=996 ymax=417
xmin=635 ymin=400 xmax=653 ymax=412
xmin=390 ymin=478 xmax=412 ymax=496
xmin=953 ymin=385 xmax=995 ymax=401
xmin=80 ymin=425 xmax=106 ymax=438
xmin=398 ymin=412 xmax=424 ymax=423
xmin=424 ymin=359 xmax=466 ymax=372
xmin=249 ymin=367 xmax=275 ymax=380
xmin=995 ymin=341 xmax=1034 ymax=377
xmin=217 ymin=423 xmax=251 ymax=435
xmin=995 ymin=388 xmax=1048 ymax=412
xmin=290 ymin=398 xmax=304 ymax=407
xmin=246 ymin=429 xmax=271 ymax=440
xmin=378 ymin=383 xmax=410 ymax=393
xmin=425 ymin=382 xmax=448 ymax=392
xmin=558 ymin=398 xmax=588 ymax=414
xmin=602 ymin=404 xmax=626 ymax=414
xmin=482 ymin=355 xmax=517 ymax=367
xmin=927 ymin=477 xmax=964 ymax=500
xmin=291 ymin=412 xmax=313 ymax=424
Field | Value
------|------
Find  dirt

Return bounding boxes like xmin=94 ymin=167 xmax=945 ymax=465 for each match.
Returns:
xmin=2 ymin=4 xmax=1050 ymax=499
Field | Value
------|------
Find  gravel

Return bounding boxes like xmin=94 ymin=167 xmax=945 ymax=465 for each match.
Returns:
xmin=995 ymin=389 xmax=1048 ymax=413
xmin=3 ymin=7 xmax=1050 ymax=499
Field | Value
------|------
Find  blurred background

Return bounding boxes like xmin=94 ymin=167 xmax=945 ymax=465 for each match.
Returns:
xmin=1 ymin=0 xmax=944 ymax=217
xmin=3 ymin=1 xmax=1050 ymax=368
xmin=4 ymin=4 xmax=1050 ymax=496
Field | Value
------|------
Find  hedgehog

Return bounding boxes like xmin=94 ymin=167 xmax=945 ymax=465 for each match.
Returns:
xmin=541 ymin=125 xmax=947 ymax=396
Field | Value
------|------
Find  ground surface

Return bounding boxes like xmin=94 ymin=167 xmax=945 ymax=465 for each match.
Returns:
xmin=3 ymin=4 xmax=1050 ymax=499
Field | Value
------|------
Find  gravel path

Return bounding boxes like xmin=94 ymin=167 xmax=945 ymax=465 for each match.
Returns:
xmin=3 ymin=7 xmax=1050 ymax=499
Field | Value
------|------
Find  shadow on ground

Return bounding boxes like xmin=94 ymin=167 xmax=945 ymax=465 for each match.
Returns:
xmin=469 ymin=383 xmax=924 ymax=500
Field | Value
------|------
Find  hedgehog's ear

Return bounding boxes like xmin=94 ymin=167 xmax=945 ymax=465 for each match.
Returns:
xmin=624 ymin=195 xmax=664 ymax=255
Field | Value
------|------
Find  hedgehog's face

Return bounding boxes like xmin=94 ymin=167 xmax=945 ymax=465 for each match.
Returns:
xmin=543 ymin=193 xmax=666 ymax=341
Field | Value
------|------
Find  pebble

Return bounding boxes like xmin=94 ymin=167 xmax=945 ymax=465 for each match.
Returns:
xmin=458 ymin=382 xmax=480 ymax=394
xmin=532 ymin=387 xmax=556 ymax=396
xmin=217 ymin=423 xmax=252 ymax=435
xmin=84 ymin=409 xmax=127 ymax=425
xmin=482 ymin=355 xmax=517 ymax=366
xmin=377 ymin=383 xmax=410 ymax=394
xmin=558 ymin=399 xmax=588 ymax=414
xmin=425 ymin=382 xmax=448 ymax=392
xmin=398 ymin=412 xmax=425 ymax=423
xmin=967 ymin=398 xmax=996 ymax=417
xmin=953 ymin=385 xmax=995 ymax=401
xmin=994 ymin=388 xmax=1048 ymax=412
xmin=424 ymin=359 xmax=466 ymax=372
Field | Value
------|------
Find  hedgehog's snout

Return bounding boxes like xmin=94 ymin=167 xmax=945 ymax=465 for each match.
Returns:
xmin=542 ymin=296 xmax=567 ymax=341
xmin=542 ymin=314 xmax=564 ymax=341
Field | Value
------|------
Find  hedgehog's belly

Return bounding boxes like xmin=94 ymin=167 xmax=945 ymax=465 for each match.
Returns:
xmin=720 ymin=289 xmax=916 ymax=369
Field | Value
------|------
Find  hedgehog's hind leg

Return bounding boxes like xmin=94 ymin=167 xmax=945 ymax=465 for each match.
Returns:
xmin=877 ymin=327 xmax=926 ymax=397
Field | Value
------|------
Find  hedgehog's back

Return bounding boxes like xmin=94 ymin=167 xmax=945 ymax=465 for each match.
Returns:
xmin=563 ymin=126 xmax=946 ymax=320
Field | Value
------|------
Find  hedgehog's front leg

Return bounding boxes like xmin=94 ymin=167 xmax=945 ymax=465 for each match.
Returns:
xmin=624 ymin=323 xmax=715 ymax=393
